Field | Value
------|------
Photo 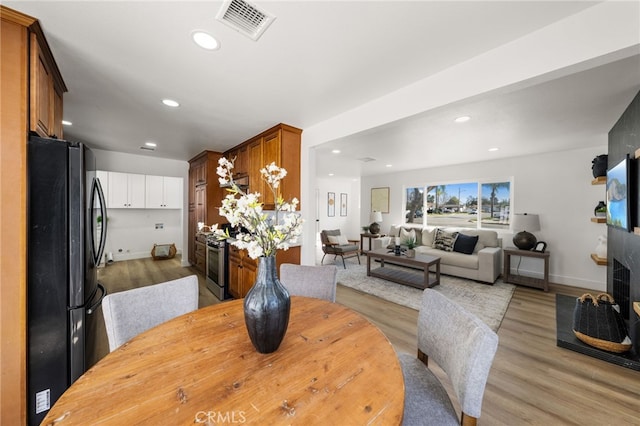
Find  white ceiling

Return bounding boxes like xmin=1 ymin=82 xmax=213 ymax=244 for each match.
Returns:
xmin=6 ymin=1 xmax=640 ymax=177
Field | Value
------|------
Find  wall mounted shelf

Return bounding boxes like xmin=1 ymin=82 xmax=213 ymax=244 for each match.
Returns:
xmin=591 ymin=217 xmax=606 ymax=223
xmin=590 ymin=253 xmax=608 ymax=266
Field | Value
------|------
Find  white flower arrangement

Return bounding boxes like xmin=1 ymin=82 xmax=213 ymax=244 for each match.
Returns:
xmin=212 ymin=157 xmax=303 ymax=259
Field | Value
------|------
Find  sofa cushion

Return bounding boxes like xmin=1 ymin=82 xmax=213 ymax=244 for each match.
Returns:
xmin=433 ymin=229 xmax=458 ymax=252
xmin=453 ymin=234 xmax=479 ymax=255
xmin=416 ymin=247 xmax=479 ymax=269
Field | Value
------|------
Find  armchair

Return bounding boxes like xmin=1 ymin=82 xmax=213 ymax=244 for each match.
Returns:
xmin=320 ymin=229 xmax=360 ymax=269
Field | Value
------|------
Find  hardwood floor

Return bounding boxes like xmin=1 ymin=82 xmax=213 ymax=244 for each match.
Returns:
xmin=95 ymin=257 xmax=640 ymax=425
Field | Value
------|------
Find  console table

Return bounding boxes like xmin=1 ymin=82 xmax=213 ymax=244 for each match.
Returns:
xmin=503 ymin=247 xmax=550 ymax=292
xmin=360 ymin=232 xmax=385 ymax=254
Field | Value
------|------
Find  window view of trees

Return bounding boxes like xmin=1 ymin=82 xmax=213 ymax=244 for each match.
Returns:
xmin=480 ymin=182 xmax=510 ymax=229
xmin=405 ymin=187 xmax=424 ymax=224
xmin=404 ymin=181 xmax=511 ymax=229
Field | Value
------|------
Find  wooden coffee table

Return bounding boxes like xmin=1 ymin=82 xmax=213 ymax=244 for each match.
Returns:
xmin=365 ymin=248 xmax=441 ymax=289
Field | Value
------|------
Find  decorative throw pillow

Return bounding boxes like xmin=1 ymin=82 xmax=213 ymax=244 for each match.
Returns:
xmin=453 ymin=234 xmax=479 ymax=255
xmin=422 ymin=228 xmax=436 ymax=247
xmin=327 ymin=235 xmax=348 ymax=245
xmin=400 ymin=228 xmax=416 ymax=245
xmin=433 ymin=229 xmax=458 ymax=252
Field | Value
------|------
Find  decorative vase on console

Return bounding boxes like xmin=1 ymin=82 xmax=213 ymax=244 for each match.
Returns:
xmin=591 ymin=154 xmax=608 ymax=178
xmin=213 ymin=158 xmax=303 ymax=354
xmin=595 ymin=235 xmax=607 ymax=259
xmin=594 ymin=201 xmax=607 ymax=218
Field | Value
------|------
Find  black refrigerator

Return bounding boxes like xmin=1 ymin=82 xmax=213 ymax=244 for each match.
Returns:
xmin=27 ymin=136 xmax=108 ymax=425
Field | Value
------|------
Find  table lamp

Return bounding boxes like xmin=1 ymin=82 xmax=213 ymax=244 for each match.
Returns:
xmin=512 ymin=213 xmax=540 ymax=250
xmin=369 ymin=211 xmax=383 ymax=234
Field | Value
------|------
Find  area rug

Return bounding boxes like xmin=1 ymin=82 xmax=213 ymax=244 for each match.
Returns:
xmin=337 ymin=263 xmax=515 ymax=332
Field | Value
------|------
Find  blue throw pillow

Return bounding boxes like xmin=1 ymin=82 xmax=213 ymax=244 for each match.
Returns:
xmin=453 ymin=234 xmax=479 ymax=255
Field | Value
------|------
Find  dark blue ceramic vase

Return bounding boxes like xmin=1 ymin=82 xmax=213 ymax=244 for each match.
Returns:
xmin=243 ymin=256 xmax=290 ymax=353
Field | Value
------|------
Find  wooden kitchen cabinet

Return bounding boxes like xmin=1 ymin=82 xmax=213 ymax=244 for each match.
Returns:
xmin=194 ymin=239 xmax=207 ymax=274
xmin=145 ymin=175 xmax=182 ymax=208
xmin=223 ymin=123 xmax=302 ymax=210
xmin=1 ymin=6 xmax=66 ymax=423
xmin=227 ymin=245 xmax=301 ymax=299
xmin=227 ymin=245 xmax=257 ymax=299
xmin=108 ymin=172 xmax=145 ymax=208
xmin=248 ymin=137 xmax=264 ymax=196
xmin=227 ymin=144 xmax=248 ymax=176
xmin=30 ymin=30 xmax=66 ymax=138
xmin=188 ymin=151 xmax=225 ymax=267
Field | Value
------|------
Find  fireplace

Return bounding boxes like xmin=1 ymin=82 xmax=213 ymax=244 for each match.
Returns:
xmin=612 ymin=259 xmax=630 ymax=320
xmin=555 ymin=293 xmax=640 ymax=371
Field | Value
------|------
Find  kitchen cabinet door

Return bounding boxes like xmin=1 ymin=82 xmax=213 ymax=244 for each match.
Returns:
xmin=248 ymin=138 xmax=263 ymax=195
xmin=145 ymin=175 xmax=182 ymax=208
xmin=29 ymin=33 xmax=65 ymax=139
xmin=162 ymin=177 xmax=182 ymax=208
xmin=108 ymin=172 xmax=145 ymax=208
xmin=228 ymin=250 xmax=243 ymax=299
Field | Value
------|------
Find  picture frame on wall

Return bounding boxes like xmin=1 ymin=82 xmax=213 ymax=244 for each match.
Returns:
xmin=328 ymin=192 xmax=335 ymax=217
xmin=371 ymin=187 xmax=390 ymax=214
xmin=340 ymin=193 xmax=347 ymax=216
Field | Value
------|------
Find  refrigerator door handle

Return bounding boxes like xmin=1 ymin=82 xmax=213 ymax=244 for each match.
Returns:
xmin=91 ymin=177 xmax=108 ymax=266
xmin=87 ymin=283 xmax=106 ymax=315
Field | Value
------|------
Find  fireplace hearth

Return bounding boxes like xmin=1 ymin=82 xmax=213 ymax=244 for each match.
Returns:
xmin=556 ymin=294 xmax=640 ymax=371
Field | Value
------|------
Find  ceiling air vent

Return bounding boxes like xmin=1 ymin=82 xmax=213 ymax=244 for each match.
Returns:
xmin=216 ymin=0 xmax=276 ymax=41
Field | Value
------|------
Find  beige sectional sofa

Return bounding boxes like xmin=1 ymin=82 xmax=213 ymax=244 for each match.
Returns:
xmin=372 ymin=225 xmax=502 ymax=284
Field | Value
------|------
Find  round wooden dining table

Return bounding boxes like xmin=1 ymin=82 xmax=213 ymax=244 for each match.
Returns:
xmin=42 ymin=296 xmax=405 ymax=425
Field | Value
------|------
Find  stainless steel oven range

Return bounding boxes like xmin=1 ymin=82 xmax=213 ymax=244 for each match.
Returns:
xmin=206 ymin=237 xmax=229 ymax=300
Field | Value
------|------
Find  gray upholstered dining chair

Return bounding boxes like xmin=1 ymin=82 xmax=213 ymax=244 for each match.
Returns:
xmin=279 ymin=263 xmax=338 ymax=302
xmin=320 ymin=229 xmax=360 ymax=269
xmin=101 ymin=275 xmax=199 ymax=352
xmin=399 ymin=289 xmax=499 ymax=426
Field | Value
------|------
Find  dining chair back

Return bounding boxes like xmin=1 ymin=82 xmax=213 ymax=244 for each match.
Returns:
xmin=279 ymin=263 xmax=338 ymax=302
xmin=399 ymin=289 xmax=499 ymax=426
xmin=102 ymin=275 xmax=199 ymax=351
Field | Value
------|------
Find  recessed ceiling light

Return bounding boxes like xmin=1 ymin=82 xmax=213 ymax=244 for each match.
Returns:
xmin=62 ymin=120 xmax=72 ymax=126
xmin=385 ymin=164 xmax=393 ymax=168
xmin=328 ymin=173 xmax=334 ymax=176
xmin=331 ymin=149 xmax=341 ymax=154
xmin=454 ymin=116 xmax=471 ymax=123
xmin=162 ymin=99 xmax=180 ymax=107
xmin=192 ymin=30 xmax=220 ymax=50
xmin=145 ymin=142 xmax=157 ymax=147
xmin=488 ymin=147 xmax=499 ymax=152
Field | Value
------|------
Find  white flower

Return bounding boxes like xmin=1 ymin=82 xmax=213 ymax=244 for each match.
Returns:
xmin=212 ymin=157 xmax=304 ymax=259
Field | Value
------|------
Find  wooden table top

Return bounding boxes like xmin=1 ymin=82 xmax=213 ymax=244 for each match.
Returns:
xmin=43 ymin=297 xmax=404 ymax=425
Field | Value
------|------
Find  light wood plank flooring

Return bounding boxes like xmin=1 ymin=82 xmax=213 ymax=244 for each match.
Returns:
xmin=95 ymin=256 xmax=640 ymax=425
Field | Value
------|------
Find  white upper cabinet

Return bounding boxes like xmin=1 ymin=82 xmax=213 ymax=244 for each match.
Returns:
xmin=145 ymin=175 xmax=182 ymax=209
xmin=108 ymin=172 xmax=145 ymax=208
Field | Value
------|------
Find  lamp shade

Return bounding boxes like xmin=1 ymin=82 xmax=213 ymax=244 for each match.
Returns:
xmin=512 ymin=213 xmax=540 ymax=250
xmin=512 ymin=213 xmax=540 ymax=232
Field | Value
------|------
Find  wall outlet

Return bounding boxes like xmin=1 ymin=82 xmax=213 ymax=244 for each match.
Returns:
xmin=155 ymin=223 xmax=164 ymax=229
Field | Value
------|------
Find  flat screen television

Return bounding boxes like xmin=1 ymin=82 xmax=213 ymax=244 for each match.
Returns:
xmin=606 ymin=155 xmax=630 ymax=231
